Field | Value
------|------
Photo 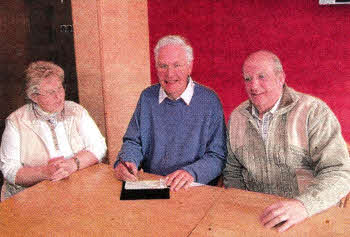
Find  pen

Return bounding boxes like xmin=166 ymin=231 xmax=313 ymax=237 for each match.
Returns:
xmin=119 ymin=157 xmax=137 ymax=177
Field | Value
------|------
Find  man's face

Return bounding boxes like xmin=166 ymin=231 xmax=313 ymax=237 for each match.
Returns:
xmin=32 ymin=76 xmax=65 ymax=113
xmin=243 ymin=54 xmax=285 ymax=115
xmin=156 ymin=44 xmax=193 ymax=100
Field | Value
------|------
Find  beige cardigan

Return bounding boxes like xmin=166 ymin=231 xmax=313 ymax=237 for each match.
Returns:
xmin=224 ymin=86 xmax=350 ymax=216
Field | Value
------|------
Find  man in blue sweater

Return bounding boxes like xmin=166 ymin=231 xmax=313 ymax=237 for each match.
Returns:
xmin=114 ymin=35 xmax=227 ymax=191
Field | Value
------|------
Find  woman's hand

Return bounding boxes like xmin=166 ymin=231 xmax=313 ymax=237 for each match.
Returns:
xmin=45 ymin=157 xmax=78 ymax=181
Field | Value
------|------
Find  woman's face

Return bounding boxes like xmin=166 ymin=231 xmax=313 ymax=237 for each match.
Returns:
xmin=32 ymin=76 xmax=65 ymax=113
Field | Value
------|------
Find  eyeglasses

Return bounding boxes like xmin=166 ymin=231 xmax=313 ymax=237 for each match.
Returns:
xmin=157 ymin=63 xmax=186 ymax=72
xmin=37 ymin=86 xmax=65 ymax=97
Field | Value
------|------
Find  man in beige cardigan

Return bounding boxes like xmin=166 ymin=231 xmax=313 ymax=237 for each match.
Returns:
xmin=223 ymin=50 xmax=350 ymax=232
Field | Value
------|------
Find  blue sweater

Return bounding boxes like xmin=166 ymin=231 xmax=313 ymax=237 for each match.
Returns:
xmin=115 ymin=83 xmax=227 ymax=184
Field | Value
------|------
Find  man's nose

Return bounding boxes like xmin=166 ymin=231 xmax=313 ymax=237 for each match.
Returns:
xmin=166 ymin=66 xmax=175 ymax=77
xmin=250 ymin=77 xmax=259 ymax=90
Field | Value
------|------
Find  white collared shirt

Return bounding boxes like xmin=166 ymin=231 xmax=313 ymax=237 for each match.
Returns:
xmin=158 ymin=77 xmax=195 ymax=105
xmin=251 ymin=96 xmax=282 ymax=142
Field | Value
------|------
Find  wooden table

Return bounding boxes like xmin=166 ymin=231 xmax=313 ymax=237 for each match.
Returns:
xmin=190 ymin=189 xmax=350 ymax=236
xmin=0 ymin=164 xmax=349 ymax=236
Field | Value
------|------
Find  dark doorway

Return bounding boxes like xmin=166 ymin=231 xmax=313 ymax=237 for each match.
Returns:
xmin=0 ymin=0 xmax=78 ymax=136
xmin=27 ymin=0 xmax=79 ymax=103
xmin=0 ymin=0 xmax=78 ymax=191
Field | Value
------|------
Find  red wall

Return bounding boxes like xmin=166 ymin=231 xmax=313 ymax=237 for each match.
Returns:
xmin=148 ymin=1 xmax=350 ymax=142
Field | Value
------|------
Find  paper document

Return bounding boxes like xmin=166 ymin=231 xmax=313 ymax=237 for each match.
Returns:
xmin=125 ymin=179 xmax=205 ymax=190
xmin=125 ymin=180 xmax=168 ymax=190
xmin=190 ymin=182 xmax=205 ymax=187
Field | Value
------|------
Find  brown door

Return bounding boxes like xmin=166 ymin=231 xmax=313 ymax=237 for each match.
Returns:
xmin=0 ymin=0 xmax=78 ymax=136
xmin=0 ymin=0 xmax=78 ymax=190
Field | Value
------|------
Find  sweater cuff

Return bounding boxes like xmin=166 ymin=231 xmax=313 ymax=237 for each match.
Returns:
xmin=294 ymin=196 xmax=313 ymax=217
xmin=181 ymin=167 xmax=197 ymax=183
xmin=114 ymin=156 xmax=139 ymax=169
xmin=294 ymin=192 xmax=338 ymax=217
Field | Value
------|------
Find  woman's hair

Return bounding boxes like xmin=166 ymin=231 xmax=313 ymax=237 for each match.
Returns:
xmin=25 ymin=61 xmax=64 ymax=100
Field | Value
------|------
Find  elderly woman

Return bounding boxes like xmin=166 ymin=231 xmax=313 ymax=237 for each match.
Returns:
xmin=0 ymin=61 xmax=107 ymax=200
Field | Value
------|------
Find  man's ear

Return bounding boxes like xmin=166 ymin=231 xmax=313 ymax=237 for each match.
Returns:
xmin=188 ymin=60 xmax=194 ymax=76
xmin=279 ymin=71 xmax=286 ymax=87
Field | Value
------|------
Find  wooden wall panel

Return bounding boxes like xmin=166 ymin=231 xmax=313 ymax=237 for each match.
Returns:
xmin=71 ymin=0 xmax=150 ymax=165
xmin=71 ymin=0 xmax=106 ymax=139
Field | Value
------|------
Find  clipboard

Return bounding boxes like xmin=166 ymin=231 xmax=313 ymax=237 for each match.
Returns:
xmin=120 ymin=181 xmax=170 ymax=200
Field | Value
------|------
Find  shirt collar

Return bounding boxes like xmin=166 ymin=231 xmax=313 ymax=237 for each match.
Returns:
xmin=32 ymin=103 xmax=64 ymax=124
xmin=252 ymin=95 xmax=282 ymax=119
xmin=159 ymin=77 xmax=195 ymax=105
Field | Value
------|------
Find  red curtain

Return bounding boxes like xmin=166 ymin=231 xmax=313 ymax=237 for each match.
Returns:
xmin=148 ymin=0 xmax=350 ymax=142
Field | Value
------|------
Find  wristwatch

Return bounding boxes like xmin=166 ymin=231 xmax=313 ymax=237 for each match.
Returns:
xmin=73 ymin=156 xmax=80 ymax=170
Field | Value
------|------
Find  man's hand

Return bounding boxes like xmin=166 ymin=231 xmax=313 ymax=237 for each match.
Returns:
xmin=114 ymin=162 xmax=138 ymax=181
xmin=165 ymin=170 xmax=194 ymax=191
xmin=260 ymin=199 xmax=308 ymax=232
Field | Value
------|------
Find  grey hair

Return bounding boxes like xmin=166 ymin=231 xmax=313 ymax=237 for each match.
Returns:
xmin=154 ymin=35 xmax=193 ymax=64
xmin=244 ymin=50 xmax=284 ymax=75
xmin=25 ymin=61 xmax=64 ymax=101
xmin=271 ymin=54 xmax=284 ymax=75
